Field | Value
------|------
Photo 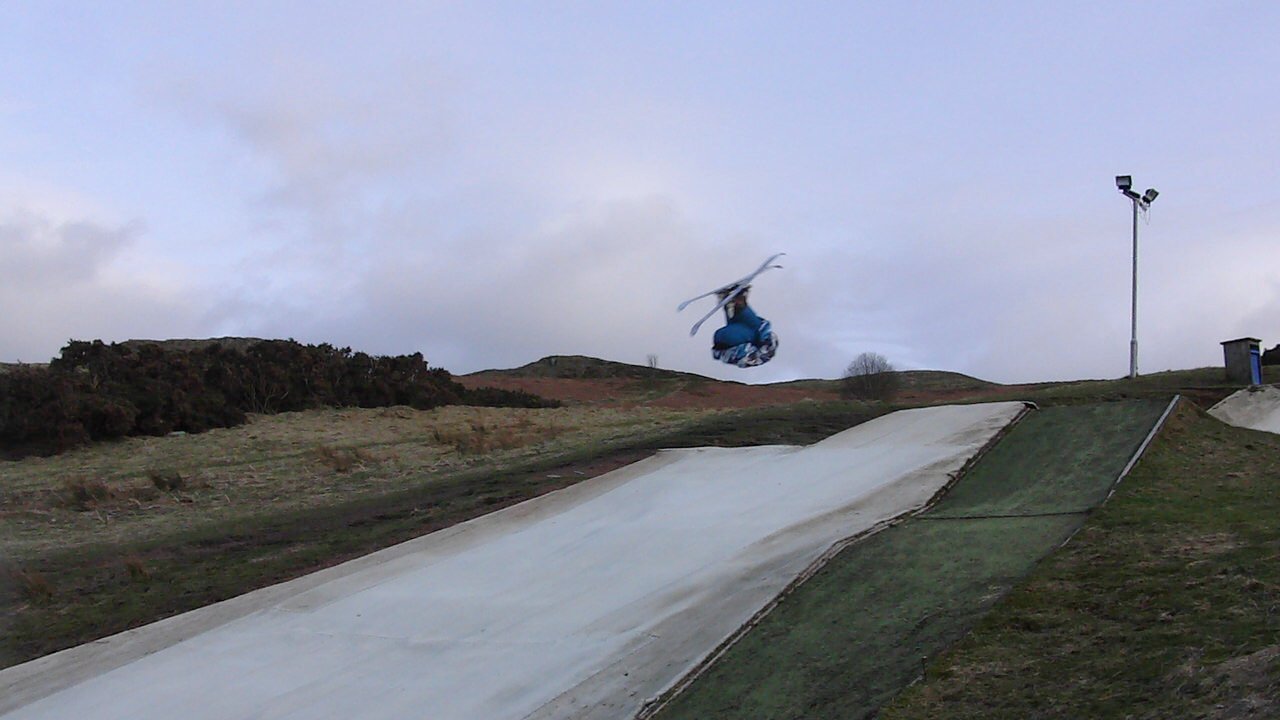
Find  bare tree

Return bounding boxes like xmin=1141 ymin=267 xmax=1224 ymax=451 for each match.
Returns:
xmin=842 ymin=352 xmax=900 ymax=401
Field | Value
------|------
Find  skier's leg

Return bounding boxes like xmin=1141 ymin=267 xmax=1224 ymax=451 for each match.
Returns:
xmin=735 ymin=326 xmax=779 ymax=368
xmin=756 ymin=318 xmax=774 ymax=344
xmin=712 ymin=342 xmax=752 ymax=366
xmin=757 ymin=331 xmax=779 ymax=363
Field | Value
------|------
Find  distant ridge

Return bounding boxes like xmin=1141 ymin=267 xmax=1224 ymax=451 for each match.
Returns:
xmin=777 ymin=369 xmax=996 ymax=391
xmin=10 ymin=343 xmax=999 ymax=394
xmin=118 ymin=337 xmax=271 ymax=353
xmin=896 ymin=369 xmax=998 ymax=391
xmin=467 ymin=355 xmax=999 ymax=392
xmin=0 ymin=362 xmax=49 ymax=374
xmin=466 ymin=355 xmax=712 ymax=382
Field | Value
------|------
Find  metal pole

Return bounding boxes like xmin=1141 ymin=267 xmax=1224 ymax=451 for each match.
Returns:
xmin=1129 ymin=198 xmax=1139 ymax=379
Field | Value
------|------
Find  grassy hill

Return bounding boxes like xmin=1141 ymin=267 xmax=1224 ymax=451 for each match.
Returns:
xmin=775 ymin=369 xmax=998 ymax=395
xmin=2 ymin=348 xmax=1269 ymax=715
xmin=471 ymin=355 xmax=1004 ymax=393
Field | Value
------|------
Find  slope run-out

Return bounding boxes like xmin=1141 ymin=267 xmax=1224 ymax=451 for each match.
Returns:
xmin=1209 ymin=385 xmax=1280 ymax=434
xmin=1 ymin=401 xmax=1028 ymax=720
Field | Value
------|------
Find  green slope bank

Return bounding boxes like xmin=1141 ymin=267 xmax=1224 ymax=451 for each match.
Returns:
xmin=883 ymin=402 xmax=1280 ymax=718
xmin=651 ymin=399 xmax=1171 ymax=720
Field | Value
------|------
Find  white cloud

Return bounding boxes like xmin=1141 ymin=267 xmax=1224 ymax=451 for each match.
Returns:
xmin=6 ymin=3 xmax=1280 ymax=389
xmin=0 ymin=205 xmax=212 ymax=362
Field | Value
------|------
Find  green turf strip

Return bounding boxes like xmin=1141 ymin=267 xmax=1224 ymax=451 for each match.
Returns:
xmin=653 ymin=399 xmax=1171 ymax=720
xmin=928 ymin=401 xmax=1168 ymax=518
xmin=882 ymin=403 xmax=1280 ymax=719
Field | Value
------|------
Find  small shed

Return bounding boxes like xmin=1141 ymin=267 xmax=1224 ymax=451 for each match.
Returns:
xmin=1221 ymin=337 xmax=1263 ymax=385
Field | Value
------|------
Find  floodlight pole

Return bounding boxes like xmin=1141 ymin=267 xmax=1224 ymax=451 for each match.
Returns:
xmin=1129 ymin=196 xmax=1139 ymax=379
xmin=1116 ymin=175 xmax=1156 ymax=380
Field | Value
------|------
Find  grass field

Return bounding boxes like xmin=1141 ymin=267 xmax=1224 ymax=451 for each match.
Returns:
xmin=3 ymin=364 xmax=1273 ymax=718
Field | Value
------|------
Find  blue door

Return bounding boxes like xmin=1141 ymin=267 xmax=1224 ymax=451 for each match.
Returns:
xmin=1251 ymin=348 xmax=1262 ymax=385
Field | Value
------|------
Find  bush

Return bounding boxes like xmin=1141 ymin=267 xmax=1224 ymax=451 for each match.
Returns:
xmin=60 ymin=478 xmax=115 ymax=510
xmin=0 ymin=339 xmax=557 ymax=458
xmin=461 ymin=386 xmax=561 ymax=409
xmin=842 ymin=352 xmax=901 ymax=401
xmin=0 ymin=367 xmax=93 ymax=456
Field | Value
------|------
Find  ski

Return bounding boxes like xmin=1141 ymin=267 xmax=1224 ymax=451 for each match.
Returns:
xmin=677 ymin=253 xmax=785 ymax=312
xmin=679 ymin=253 xmax=784 ymax=336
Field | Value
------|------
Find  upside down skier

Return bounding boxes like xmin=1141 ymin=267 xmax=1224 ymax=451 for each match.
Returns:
xmin=711 ymin=285 xmax=779 ymax=368
xmin=677 ymin=253 xmax=783 ymax=368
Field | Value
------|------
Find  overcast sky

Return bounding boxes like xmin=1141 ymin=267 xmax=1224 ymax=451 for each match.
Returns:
xmin=3 ymin=2 xmax=1278 ymax=384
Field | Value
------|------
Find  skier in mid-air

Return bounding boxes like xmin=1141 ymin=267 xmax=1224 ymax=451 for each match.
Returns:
xmin=678 ymin=253 xmax=783 ymax=369
xmin=710 ymin=285 xmax=778 ymax=368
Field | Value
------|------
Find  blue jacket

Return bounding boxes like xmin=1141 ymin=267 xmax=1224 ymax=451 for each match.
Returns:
xmin=713 ymin=304 xmax=767 ymax=349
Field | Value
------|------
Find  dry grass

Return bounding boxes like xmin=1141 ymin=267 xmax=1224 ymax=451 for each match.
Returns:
xmin=313 ymin=445 xmax=376 ymax=473
xmin=7 ymin=566 xmax=53 ymax=603
xmin=57 ymin=478 xmax=115 ymax=511
xmin=123 ymin=555 xmax=151 ymax=582
xmin=148 ymin=469 xmax=186 ymax=492
xmin=431 ymin=415 xmax=565 ymax=455
xmin=0 ymin=404 xmax=720 ymax=565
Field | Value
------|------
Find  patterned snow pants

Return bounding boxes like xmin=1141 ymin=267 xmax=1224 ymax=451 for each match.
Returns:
xmin=712 ymin=320 xmax=779 ymax=368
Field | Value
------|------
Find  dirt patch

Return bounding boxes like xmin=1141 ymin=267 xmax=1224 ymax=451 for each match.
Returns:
xmin=1210 ymin=646 xmax=1280 ymax=719
xmin=1170 ymin=645 xmax=1280 ymax=720
xmin=1164 ymin=532 xmax=1244 ymax=559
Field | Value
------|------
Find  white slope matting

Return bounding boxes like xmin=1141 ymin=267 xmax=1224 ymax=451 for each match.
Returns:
xmin=1209 ymin=385 xmax=1280 ymax=434
xmin=0 ymin=401 xmax=1029 ymax=720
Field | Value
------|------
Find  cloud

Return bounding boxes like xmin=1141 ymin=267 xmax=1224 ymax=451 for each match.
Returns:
xmin=148 ymin=55 xmax=837 ymax=380
xmin=224 ymin=194 xmax=777 ymax=374
xmin=0 ymin=210 xmax=135 ymax=283
xmin=0 ymin=207 xmax=210 ymax=362
xmin=11 ymin=4 xmax=1269 ymax=387
xmin=161 ymin=54 xmax=458 ymax=221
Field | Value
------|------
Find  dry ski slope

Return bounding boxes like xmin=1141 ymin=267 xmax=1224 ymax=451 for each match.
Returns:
xmin=1 ymin=401 xmax=1028 ymax=720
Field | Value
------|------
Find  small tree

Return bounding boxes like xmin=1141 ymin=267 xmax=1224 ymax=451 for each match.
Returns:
xmin=842 ymin=352 xmax=900 ymax=401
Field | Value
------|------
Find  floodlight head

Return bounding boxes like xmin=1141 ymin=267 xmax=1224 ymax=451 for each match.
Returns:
xmin=1116 ymin=175 xmax=1133 ymax=191
xmin=1143 ymin=188 xmax=1159 ymax=204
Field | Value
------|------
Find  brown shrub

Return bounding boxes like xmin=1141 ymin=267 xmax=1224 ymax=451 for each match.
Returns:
xmin=123 ymin=555 xmax=151 ymax=581
xmin=59 ymin=477 xmax=115 ymax=510
xmin=149 ymin=469 xmax=186 ymax=492
xmin=8 ymin=566 xmax=53 ymax=603
xmin=314 ymin=445 xmax=375 ymax=472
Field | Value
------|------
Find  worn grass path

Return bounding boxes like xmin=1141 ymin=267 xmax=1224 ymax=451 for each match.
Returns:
xmin=652 ymin=399 xmax=1172 ymax=719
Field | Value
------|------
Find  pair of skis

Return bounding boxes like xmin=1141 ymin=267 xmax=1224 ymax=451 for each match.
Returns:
xmin=677 ymin=253 xmax=784 ymax=337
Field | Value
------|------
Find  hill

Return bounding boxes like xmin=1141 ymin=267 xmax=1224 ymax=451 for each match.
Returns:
xmin=462 ymin=355 xmax=1010 ymax=408
xmin=775 ymin=369 xmax=998 ymax=394
xmin=462 ymin=355 xmax=846 ymax=408
xmin=117 ymin=336 xmax=269 ymax=354
xmin=1 ymin=354 xmax=1260 ymax=713
xmin=469 ymin=355 xmax=702 ymax=381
